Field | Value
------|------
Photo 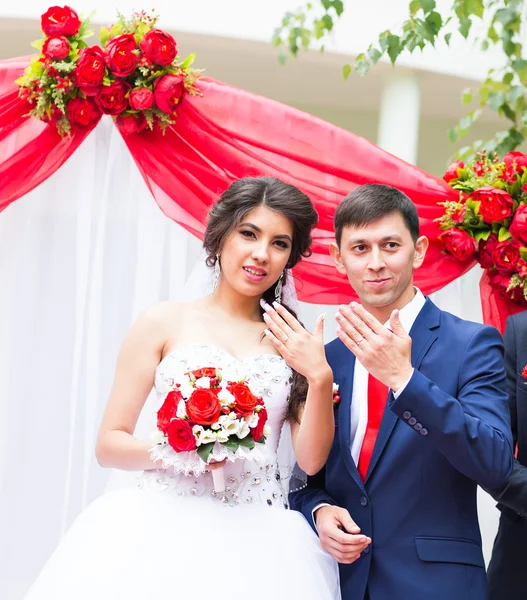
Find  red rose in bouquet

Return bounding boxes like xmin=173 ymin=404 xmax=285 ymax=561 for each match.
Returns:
xmin=186 ymin=389 xmax=221 ymax=425
xmin=140 ymin=29 xmax=177 ymax=66
xmin=510 ymin=204 xmax=527 ymax=245
xmin=67 ymin=97 xmax=101 ymax=128
xmin=167 ymin=419 xmax=196 ymax=452
xmin=228 ymin=382 xmax=258 ymax=416
xmin=438 ymin=229 xmax=477 ymax=261
xmin=105 ymin=34 xmax=138 ymax=77
xmin=443 ymin=160 xmax=464 ymax=183
xmin=41 ymin=5 xmax=81 ymax=37
xmin=471 ymin=186 xmax=514 ymax=224
xmin=504 ymin=151 xmax=527 ymax=175
xmin=74 ymin=47 xmax=106 ymax=96
xmin=116 ymin=113 xmax=148 ymax=135
xmin=250 ymin=408 xmax=268 ymax=442
xmin=95 ymin=81 xmax=131 ymax=115
xmin=157 ymin=389 xmax=182 ymax=434
xmin=129 ymin=88 xmax=154 ymax=110
xmin=493 ymin=241 xmax=520 ymax=275
xmin=492 ymin=272 xmax=524 ymax=302
xmin=478 ymin=234 xmax=499 ymax=269
xmin=154 ymin=74 xmax=184 ymax=114
xmin=43 ymin=36 xmax=70 ymax=60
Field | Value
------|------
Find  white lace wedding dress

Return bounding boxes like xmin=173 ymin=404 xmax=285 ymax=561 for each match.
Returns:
xmin=25 ymin=344 xmax=341 ymax=600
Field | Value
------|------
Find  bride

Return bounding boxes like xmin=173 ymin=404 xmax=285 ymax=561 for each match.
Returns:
xmin=24 ymin=176 xmax=353 ymax=600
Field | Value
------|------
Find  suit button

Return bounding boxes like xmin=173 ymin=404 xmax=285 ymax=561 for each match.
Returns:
xmin=414 ymin=423 xmax=422 ymax=431
xmin=363 ymin=545 xmax=371 ymax=554
xmin=360 ymin=496 xmax=368 ymax=506
xmin=420 ymin=428 xmax=428 ymax=436
xmin=403 ymin=411 xmax=411 ymax=420
xmin=408 ymin=417 xmax=417 ymax=426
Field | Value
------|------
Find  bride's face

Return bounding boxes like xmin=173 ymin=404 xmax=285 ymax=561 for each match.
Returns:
xmin=219 ymin=205 xmax=294 ymax=298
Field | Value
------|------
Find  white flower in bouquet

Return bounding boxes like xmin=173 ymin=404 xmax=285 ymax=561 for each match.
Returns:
xmin=195 ymin=376 xmax=211 ymax=389
xmin=245 ymin=413 xmax=259 ymax=428
xmin=193 ymin=425 xmax=217 ymax=446
xmin=217 ymin=387 xmax=235 ymax=406
xmin=333 ymin=383 xmax=339 ymax=393
xmin=263 ymin=424 xmax=271 ymax=437
xmin=149 ymin=430 xmax=166 ymax=445
xmin=237 ymin=420 xmax=251 ymax=439
xmin=211 ymin=422 xmax=221 ymax=431
xmin=176 ymin=399 xmax=187 ymax=419
xmin=216 ymin=428 xmax=230 ymax=443
xmin=179 ymin=376 xmax=195 ymax=399
xmin=219 ymin=414 xmax=240 ymax=435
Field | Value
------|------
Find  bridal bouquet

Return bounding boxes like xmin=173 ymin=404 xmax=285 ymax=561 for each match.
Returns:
xmin=438 ymin=151 xmax=527 ymax=306
xmin=150 ymin=366 xmax=270 ymax=491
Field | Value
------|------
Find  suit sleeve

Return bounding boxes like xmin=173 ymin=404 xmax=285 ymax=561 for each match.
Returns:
xmin=288 ymin=464 xmax=336 ymax=534
xmin=486 ymin=315 xmax=527 ymax=516
xmin=390 ymin=324 xmax=514 ymax=489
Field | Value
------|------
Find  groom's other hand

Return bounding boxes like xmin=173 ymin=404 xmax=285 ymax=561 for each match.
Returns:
xmin=315 ymin=505 xmax=371 ymax=564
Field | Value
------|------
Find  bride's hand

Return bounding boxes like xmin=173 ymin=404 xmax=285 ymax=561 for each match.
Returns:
xmin=261 ymin=300 xmax=330 ymax=383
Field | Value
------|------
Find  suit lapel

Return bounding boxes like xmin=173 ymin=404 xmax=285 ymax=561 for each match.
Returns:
xmin=364 ymin=299 xmax=440 ymax=484
xmin=336 ymin=345 xmax=366 ymax=491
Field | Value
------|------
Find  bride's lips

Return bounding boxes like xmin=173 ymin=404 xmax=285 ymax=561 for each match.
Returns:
xmin=243 ymin=266 xmax=267 ymax=282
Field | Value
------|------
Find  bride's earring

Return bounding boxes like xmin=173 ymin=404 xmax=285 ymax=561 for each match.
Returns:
xmin=274 ymin=272 xmax=284 ymax=304
xmin=212 ymin=255 xmax=220 ymax=290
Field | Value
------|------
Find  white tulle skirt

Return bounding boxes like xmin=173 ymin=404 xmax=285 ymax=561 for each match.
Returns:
xmin=24 ymin=487 xmax=341 ymax=600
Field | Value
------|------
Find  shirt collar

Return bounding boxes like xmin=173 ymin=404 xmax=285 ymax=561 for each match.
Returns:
xmin=383 ymin=288 xmax=426 ymax=334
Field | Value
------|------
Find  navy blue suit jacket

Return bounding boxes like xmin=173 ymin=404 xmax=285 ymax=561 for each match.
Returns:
xmin=290 ymin=298 xmax=513 ymax=600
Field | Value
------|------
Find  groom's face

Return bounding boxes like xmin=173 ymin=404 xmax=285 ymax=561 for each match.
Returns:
xmin=330 ymin=212 xmax=428 ymax=318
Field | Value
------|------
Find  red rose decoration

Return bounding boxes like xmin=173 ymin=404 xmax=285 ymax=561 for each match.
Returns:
xmin=470 ymin=186 xmax=514 ymax=224
xmin=116 ymin=113 xmax=148 ymax=135
xmin=504 ymin=151 xmax=527 ymax=175
xmin=105 ymin=34 xmax=138 ymax=77
xmin=67 ymin=97 xmax=101 ymax=128
xmin=157 ymin=390 xmax=183 ymax=434
xmin=250 ymin=408 xmax=268 ymax=442
xmin=522 ymin=364 xmax=527 ymax=378
xmin=154 ymin=74 xmax=184 ymax=114
xmin=43 ymin=36 xmax=70 ymax=60
xmin=129 ymin=88 xmax=154 ymax=110
xmin=140 ymin=29 xmax=177 ymax=66
xmin=510 ymin=204 xmax=527 ymax=245
xmin=95 ymin=81 xmax=131 ymax=115
xmin=491 ymin=272 xmax=525 ymax=303
xmin=228 ymin=382 xmax=258 ymax=416
xmin=186 ymin=389 xmax=221 ymax=425
xmin=493 ymin=241 xmax=520 ymax=275
xmin=439 ymin=229 xmax=477 ymax=261
xmin=74 ymin=47 xmax=106 ymax=96
xmin=41 ymin=5 xmax=81 ymax=37
xmin=478 ymin=234 xmax=499 ymax=269
xmin=443 ymin=161 xmax=465 ymax=183
xmin=518 ymin=258 xmax=527 ymax=278
xmin=167 ymin=419 xmax=197 ymax=452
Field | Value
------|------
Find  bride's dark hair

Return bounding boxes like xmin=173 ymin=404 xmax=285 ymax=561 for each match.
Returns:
xmin=203 ymin=176 xmax=319 ymax=422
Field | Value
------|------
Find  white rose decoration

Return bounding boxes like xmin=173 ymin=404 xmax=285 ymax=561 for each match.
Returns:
xmin=195 ymin=376 xmax=211 ymax=389
xmin=217 ymin=388 xmax=235 ymax=406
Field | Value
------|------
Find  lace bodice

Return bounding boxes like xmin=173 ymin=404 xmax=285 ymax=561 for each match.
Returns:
xmin=138 ymin=344 xmax=294 ymax=508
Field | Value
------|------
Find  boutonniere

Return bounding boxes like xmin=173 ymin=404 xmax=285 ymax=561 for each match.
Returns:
xmin=522 ymin=365 xmax=527 ymax=380
xmin=332 ymin=383 xmax=341 ymax=405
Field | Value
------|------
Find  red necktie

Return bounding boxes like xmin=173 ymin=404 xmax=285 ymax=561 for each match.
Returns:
xmin=357 ymin=374 xmax=389 ymax=481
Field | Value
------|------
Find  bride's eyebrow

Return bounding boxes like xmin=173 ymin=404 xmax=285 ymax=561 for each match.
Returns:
xmin=238 ymin=222 xmax=292 ymax=242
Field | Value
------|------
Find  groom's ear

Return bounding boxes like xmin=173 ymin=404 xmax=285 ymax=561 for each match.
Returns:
xmin=329 ymin=242 xmax=347 ymax=276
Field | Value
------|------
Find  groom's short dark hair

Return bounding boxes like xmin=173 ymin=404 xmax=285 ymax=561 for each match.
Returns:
xmin=334 ymin=184 xmax=420 ymax=246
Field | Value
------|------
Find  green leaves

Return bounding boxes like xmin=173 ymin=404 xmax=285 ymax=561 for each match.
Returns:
xmin=197 ymin=442 xmax=215 ymax=464
xmin=342 ymin=63 xmax=352 ymax=80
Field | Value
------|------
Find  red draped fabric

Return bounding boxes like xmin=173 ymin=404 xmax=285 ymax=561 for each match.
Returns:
xmin=0 ymin=57 xmax=99 ymax=213
xmin=118 ymin=77 xmax=476 ymax=304
xmin=0 ymin=59 xmax=484 ymax=309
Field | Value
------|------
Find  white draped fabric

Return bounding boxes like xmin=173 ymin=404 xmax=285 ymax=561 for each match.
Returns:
xmin=0 ymin=117 xmax=498 ymax=600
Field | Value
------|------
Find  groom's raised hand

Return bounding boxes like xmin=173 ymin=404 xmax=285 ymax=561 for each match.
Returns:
xmin=315 ymin=505 xmax=371 ymax=564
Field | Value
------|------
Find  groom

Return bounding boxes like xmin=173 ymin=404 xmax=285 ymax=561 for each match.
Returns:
xmin=290 ymin=184 xmax=514 ymax=600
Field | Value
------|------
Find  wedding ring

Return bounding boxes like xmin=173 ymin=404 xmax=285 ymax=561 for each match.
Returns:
xmin=283 ymin=335 xmax=289 ymax=344
xmin=357 ymin=337 xmax=365 ymax=346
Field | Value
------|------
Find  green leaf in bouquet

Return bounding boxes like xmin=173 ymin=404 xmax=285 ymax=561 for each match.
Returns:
xmin=498 ymin=226 xmax=513 ymax=242
xmin=474 ymin=229 xmax=491 ymax=242
xmin=179 ymin=53 xmax=197 ymax=69
xmin=520 ymin=247 xmax=527 ymax=262
xmin=30 ymin=39 xmax=44 ymax=52
xmin=221 ymin=439 xmax=240 ymax=452
xmin=109 ymin=23 xmax=123 ymax=39
xmin=465 ymin=198 xmax=480 ymax=214
xmin=238 ymin=436 xmax=256 ymax=450
xmin=197 ymin=442 xmax=215 ymax=464
xmin=99 ymin=26 xmax=110 ymax=46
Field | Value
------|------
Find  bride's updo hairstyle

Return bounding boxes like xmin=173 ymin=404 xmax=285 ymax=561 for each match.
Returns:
xmin=204 ymin=176 xmax=319 ymax=422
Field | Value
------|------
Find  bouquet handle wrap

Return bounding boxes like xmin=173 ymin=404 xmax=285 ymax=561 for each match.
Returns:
xmin=212 ymin=466 xmax=226 ymax=492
